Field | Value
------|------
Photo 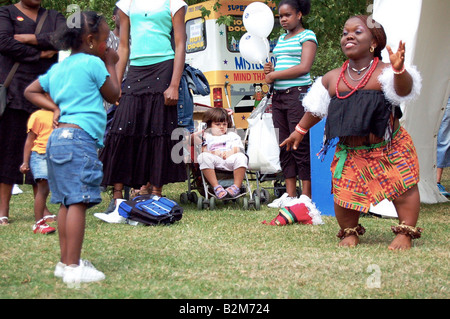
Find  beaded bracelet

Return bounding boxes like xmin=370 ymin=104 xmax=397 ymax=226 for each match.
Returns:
xmin=295 ymin=124 xmax=308 ymax=135
xmin=392 ymin=65 xmax=406 ymax=75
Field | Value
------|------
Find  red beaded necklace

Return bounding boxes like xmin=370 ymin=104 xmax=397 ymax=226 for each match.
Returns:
xmin=336 ymin=57 xmax=379 ymax=99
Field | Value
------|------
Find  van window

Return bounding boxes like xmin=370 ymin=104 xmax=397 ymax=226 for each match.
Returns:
xmin=226 ymin=16 xmax=246 ymax=52
xmin=186 ymin=18 xmax=206 ymax=53
xmin=226 ymin=16 xmax=282 ymax=53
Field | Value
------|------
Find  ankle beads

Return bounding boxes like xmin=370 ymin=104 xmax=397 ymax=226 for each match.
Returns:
xmin=337 ymin=224 xmax=366 ymax=240
xmin=391 ymin=222 xmax=423 ymax=239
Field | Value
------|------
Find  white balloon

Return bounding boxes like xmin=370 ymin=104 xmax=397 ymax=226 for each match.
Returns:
xmin=239 ymin=32 xmax=270 ymax=65
xmin=243 ymin=2 xmax=274 ymax=38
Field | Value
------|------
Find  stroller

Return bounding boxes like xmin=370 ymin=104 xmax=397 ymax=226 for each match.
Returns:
xmin=179 ymin=114 xmax=261 ymax=210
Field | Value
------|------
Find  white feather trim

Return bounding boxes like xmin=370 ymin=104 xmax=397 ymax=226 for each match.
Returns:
xmin=285 ymin=195 xmax=324 ymax=225
xmin=378 ymin=65 xmax=422 ymax=105
xmin=302 ymin=77 xmax=331 ymax=118
xmin=300 ymin=195 xmax=324 ymax=225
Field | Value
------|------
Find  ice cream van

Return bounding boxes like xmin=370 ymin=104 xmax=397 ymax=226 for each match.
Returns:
xmin=185 ymin=0 xmax=280 ymax=129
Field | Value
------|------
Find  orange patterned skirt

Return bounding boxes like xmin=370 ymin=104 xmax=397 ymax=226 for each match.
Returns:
xmin=330 ymin=127 xmax=420 ymax=213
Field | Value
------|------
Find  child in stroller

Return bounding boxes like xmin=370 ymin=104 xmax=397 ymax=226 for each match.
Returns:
xmin=197 ymin=108 xmax=248 ymax=199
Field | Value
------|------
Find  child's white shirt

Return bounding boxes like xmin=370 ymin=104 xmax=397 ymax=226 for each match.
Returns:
xmin=204 ymin=131 xmax=244 ymax=153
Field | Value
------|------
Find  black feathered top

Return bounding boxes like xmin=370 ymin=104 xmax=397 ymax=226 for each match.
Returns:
xmin=325 ymin=90 xmax=402 ymax=145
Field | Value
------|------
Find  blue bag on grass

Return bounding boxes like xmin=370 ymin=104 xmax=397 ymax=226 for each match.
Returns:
xmin=118 ymin=195 xmax=183 ymax=226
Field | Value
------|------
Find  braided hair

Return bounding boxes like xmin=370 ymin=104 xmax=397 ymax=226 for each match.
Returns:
xmin=352 ymin=15 xmax=387 ymax=59
xmin=56 ymin=11 xmax=106 ymax=51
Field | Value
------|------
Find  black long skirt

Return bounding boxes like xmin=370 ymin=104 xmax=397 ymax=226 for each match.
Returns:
xmin=99 ymin=59 xmax=186 ymax=189
xmin=0 ymin=107 xmax=34 ymax=185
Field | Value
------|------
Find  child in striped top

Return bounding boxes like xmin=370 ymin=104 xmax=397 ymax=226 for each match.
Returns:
xmin=270 ymin=28 xmax=317 ymax=90
xmin=264 ymin=0 xmax=317 ymax=208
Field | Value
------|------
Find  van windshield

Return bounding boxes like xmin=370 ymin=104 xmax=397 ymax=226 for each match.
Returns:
xmin=186 ymin=17 xmax=206 ymax=53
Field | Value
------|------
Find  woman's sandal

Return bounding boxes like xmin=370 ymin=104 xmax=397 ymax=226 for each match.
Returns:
xmin=225 ymin=184 xmax=240 ymax=198
xmin=0 ymin=216 xmax=9 ymax=226
xmin=130 ymin=185 xmax=152 ymax=199
xmin=151 ymin=186 xmax=163 ymax=198
xmin=213 ymin=185 xmax=228 ymax=199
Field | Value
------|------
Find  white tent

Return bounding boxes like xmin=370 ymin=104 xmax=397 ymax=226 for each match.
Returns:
xmin=372 ymin=0 xmax=450 ymax=205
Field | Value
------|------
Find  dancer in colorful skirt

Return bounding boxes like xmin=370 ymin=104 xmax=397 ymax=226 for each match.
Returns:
xmin=280 ymin=15 xmax=423 ymax=250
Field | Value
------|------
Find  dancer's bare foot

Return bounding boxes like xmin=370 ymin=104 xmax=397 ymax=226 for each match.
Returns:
xmin=388 ymin=234 xmax=412 ymax=250
xmin=338 ymin=234 xmax=359 ymax=247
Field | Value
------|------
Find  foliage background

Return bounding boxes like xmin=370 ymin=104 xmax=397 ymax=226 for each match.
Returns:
xmin=0 ymin=0 xmax=373 ymax=76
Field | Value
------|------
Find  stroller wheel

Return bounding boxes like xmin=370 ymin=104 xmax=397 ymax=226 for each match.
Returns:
xmin=189 ymin=192 xmax=198 ymax=204
xmin=253 ymin=189 xmax=270 ymax=204
xmin=274 ymin=180 xmax=286 ymax=198
xmin=242 ymin=197 xmax=249 ymax=210
xmin=197 ymin=196 xmax=204 ymax=210
xmin=254 ymin=195 xmax=261 ymax=210
xmin=261 ymin=188 xmax=270 ymax=204
xmin=180 ymin=192 xmax=189 ymax=204
xmin=209 ymin=197 xmax=216 ymax=210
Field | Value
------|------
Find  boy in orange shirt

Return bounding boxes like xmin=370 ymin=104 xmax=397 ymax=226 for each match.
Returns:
xmin=20 ymin=109 xmax=55 ymax=234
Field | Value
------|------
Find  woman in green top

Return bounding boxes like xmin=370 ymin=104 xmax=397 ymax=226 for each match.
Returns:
xmin=99 ymin=0 xmax=187 ymax=207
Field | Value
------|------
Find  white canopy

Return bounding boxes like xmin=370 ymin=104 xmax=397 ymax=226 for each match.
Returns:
xmin=373 ymin=0 xmax=450 ymax=204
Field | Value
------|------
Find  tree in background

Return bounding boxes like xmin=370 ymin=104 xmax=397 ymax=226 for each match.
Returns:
xmin=0 ymin=0 xmax=118 ymax=26
xmin=1 ymin=0 xmax=373 ymax=77
xmin=184 ymin=0 xmax=374 ymax=76
xmin=304 ymin=0 xmax=374 ymax=76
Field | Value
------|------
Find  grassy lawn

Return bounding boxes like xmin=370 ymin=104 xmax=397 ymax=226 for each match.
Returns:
xmin=0 ymin=170 xmax=449 ymax=300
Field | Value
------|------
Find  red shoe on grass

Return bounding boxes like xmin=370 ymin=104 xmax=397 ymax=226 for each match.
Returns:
xmin=33 ymin=219 xmax=56 ymax=234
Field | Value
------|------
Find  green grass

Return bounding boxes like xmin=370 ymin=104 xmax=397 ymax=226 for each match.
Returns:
xmin=0 ymin=171 xmax=449 ymax=299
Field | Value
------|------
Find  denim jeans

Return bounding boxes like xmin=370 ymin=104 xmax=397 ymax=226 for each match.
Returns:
xmin=30 ymin=151 xmax=48 ymax=180
xmin=46 ymin=127 xmax=102 ymax=207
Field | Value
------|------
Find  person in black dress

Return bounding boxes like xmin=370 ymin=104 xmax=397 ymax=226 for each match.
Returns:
xmin=0 ymin=0 xmax=66 ymax=225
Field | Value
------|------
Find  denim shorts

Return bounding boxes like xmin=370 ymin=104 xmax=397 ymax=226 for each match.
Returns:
xmin=46 ymin=127 xmax=103 ymax=207
xmin=30 ymin=151 xmax=48 ymax=180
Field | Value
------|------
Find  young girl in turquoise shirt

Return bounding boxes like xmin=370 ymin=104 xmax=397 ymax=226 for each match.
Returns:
xmin=25 ymin=11 xmax=120 ymax=284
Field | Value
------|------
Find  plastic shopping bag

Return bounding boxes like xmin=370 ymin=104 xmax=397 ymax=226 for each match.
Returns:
xmin=246 ymin=95 xmax=281 ymax=174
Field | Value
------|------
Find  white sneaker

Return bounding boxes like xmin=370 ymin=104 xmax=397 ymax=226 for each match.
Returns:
xmin=11 ymin=184 xmax=23 ymax=195
xmin=285 ymin=194 xmax=313 ymax=207
xmin=63 ymin=260 xmax=105 ymax=284
xmin=54 ymin=262 xmax=66 ymax=278
xmin=54 ymin=259 xmax=97 ymax=278
xmin=267 ymin=193 xmax=296 ymax=208
xmin=94 ymin=199 xmax=127 ymax=223
xmin=299 ymin=194 xmax=312 ymax=203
